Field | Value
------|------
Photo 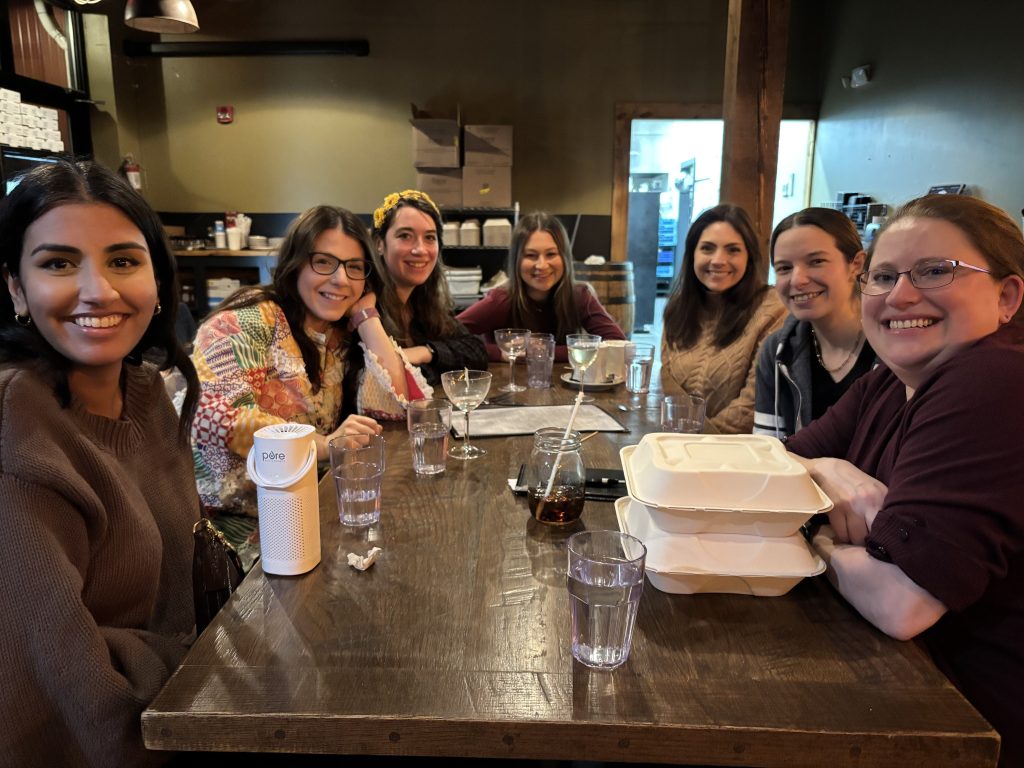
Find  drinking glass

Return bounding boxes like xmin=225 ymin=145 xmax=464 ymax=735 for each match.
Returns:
xmin=406 ymin=398 xmax=452 ymax=475
xmin=624 ymin=342 xmax=655 ymax=410
xmin=660 ymin=394 xmax=706 ymax=433
xmin=526 ymin=333 xmax=556 ymax=388
xmin=494 ymin=328 xmax=530 ymax=392
xmin=440 ymin=369 xmax=492 ymax=460
xmin=567 ymin=530 xmax=646 ymax=670
xmin=329 ymin=434 xmax=385 ymax=526
xmin=566 ymin=333 xmax=601 ymax=403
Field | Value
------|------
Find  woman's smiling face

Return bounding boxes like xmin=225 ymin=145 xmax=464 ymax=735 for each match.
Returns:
xmin=773 ymin=224 xmax=863 ymax=321
xmin=863 ymin=217 xmax=1020 ymax=389
xmin=5 ymin=202 xmax=157 ymax=377
xmin=519 ymin=230 xmax=564 ymax=301
xmin=379 ymin=205 xmax=439 ymax=301
xmin=693 ymin=221 xmax=748 ymax=294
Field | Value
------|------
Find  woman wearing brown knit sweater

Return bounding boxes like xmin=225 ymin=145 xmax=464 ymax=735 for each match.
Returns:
xmin=0 ymin=161 xmax=200 ymax=767
xmin=660 ymin=204 xmax=786 ymax=433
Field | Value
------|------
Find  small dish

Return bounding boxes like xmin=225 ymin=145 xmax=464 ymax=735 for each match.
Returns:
xmin=560 ymin=372 xmax=624 ymax=391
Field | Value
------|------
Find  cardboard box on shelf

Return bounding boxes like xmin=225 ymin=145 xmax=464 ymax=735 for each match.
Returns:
xmin=415 ymin=168 xmax=463 ymax=209
xmin=462 ymin=166 xmax=512 ymax=208
xmin=464 ymin=125 xmax=513 ymax=167
xmin=411 ymin=119 xmax=460 ymax=168
xmin=482 ymin=218 xmax=513 ymax=247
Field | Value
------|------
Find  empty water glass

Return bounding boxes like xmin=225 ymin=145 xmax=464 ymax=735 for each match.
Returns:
xmin=329 ymin=434 xmax=385 ymax=526
xmin=526 ymin=333 xmax=556 ymax=388
xmin=406 ymin=399 xmax=451 ymax=475
xmin=624 ymin=343 xmax=655 ymax=410
xmin=660 ymin=394 xmax=706 ymax=433
xmin=567 ymin=530 xmax=646 ymax=670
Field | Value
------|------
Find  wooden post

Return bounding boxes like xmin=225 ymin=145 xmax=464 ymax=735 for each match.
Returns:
xmin=720 ymin=0 xmax=790 ymax=253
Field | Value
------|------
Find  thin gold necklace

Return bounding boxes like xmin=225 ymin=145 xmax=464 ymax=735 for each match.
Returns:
xmin=812 ymin=328 xmax=863 ymax=373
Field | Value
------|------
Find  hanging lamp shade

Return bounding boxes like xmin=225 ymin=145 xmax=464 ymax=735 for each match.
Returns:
xmin=124 ymin=0 xmax=199 ymax=34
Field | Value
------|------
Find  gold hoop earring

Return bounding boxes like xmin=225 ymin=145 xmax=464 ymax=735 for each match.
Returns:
xmin=154 ymin=302 xmax=162 ymax=316
xmin=14 ymin=312 xmax=31 ymax=327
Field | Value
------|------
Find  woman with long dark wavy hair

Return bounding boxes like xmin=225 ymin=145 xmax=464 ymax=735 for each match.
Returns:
xmin=458 ymin=211 xmax=624 ymax=361
xmin=191 ymin=204 xmax=430 ymax=517
xmin=660 ymin=203 xmax=786 ymax=433
xmin=0 ymin=159 xmax=200 ymax=765
xmin=370 ymin=189 xmax=488 ymax=383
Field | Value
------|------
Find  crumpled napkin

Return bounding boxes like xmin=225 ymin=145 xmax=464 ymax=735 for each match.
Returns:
xmin=347 ymin=546 xmax=382 ymax=571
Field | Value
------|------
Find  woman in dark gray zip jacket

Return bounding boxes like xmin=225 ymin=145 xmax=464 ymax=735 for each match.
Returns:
xmin=754 ymin=208 xmax=874 ymax=439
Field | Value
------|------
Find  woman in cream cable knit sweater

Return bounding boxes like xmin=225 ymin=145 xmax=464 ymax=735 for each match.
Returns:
xmin=660 ymin=204 xmax=786 ymax=433
xmin=0 ymin=161 xmax=200 ymax=766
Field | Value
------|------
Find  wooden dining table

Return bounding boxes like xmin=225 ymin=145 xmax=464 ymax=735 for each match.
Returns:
xmin=142 ymin=364 xmax=1000 ymax=766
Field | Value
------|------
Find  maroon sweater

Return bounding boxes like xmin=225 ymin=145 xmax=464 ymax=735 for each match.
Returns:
xmin=788 ymin=323 xmax=1024 ymax=767
xmin=457 ymin=283 xmax=625 ymax=362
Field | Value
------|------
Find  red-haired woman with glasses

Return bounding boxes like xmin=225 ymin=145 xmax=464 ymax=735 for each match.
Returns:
xmin=191 ymin=205 xmax=430 ymax=519
xmin=787 ymin=194 xmax=1024 ymax=767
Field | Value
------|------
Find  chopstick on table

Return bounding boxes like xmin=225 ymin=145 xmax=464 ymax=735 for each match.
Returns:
xmin=580 ymin=431 xmax=599 ymax=442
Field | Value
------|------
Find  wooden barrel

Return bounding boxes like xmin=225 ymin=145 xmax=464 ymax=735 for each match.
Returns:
xmin=574 ymin=261 xmax=635 ymax=338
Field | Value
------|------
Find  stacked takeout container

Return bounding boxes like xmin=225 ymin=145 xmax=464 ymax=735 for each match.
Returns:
xmin=617 ymin=434 xmax=831 ymax=596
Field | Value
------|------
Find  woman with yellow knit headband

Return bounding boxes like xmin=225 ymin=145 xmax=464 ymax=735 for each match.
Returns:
xmin=370 ymin=190 xmax=488 ymax=383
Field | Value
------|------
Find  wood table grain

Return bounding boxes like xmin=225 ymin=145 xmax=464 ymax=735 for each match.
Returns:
xmin=143 ymin=365 xmax=999 ymax=766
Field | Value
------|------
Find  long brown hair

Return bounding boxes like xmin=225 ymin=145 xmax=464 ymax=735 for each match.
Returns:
xmin=663 ymin=203 xmax=772 ymax=349
xmin=506 ymin=212 xmax=583 ymax=340
xmin=207 ymin=205 xmax=374 ymax=394
xmin=370 ymin=191 xmax=461 ymax=343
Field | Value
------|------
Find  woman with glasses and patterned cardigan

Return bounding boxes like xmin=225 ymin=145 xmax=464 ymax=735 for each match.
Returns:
xmin=191 ymin=205 xmax=431 ymax=521
xmin=788 ymin=194 xmax=1024 ymax=768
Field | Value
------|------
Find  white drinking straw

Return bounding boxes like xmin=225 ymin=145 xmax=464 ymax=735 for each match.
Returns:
xmin=541 ymin=387 xmax=585 ymax=499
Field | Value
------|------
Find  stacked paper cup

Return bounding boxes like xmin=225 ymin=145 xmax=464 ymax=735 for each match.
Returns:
xmin=616 ymin=434 xmax=832 ymax=596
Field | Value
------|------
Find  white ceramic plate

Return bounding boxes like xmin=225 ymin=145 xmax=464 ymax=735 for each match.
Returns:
xmin=560 ymin=372 xmax=624 ymax=391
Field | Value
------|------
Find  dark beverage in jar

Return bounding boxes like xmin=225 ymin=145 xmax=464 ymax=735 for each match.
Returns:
xmin=529 ymin=485 xmax=585 ymax=525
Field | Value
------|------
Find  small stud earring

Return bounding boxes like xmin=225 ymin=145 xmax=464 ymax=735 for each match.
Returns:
xmin=14 ymin=311 xmax=31 ymax=326
xmin=154 ymin=302 xmax=162 ymax=316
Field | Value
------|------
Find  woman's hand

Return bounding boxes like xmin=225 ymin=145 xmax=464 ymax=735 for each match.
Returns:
xmin=403 ymin=345 xmax=433 ymax=365
xmin=347 ymin=290 xmax=377 ymax=318
xmin=315 ymin=414 xmax=382 ymax=461
xmin=795 ymin=456 xmax=888 ymax=545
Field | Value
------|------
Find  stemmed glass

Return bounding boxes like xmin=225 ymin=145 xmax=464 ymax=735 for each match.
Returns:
xmin=566 ymin=333 xmax=602 ymax=404
xmin=494 ymin=328 xmax=530 ymax=393
xmin=440 ymin=369 xmax=493 ymax=460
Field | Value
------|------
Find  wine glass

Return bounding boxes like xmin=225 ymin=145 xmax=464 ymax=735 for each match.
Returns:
xmin=440 ymin=369 xmax=493 ymax=460
xmin=566 ymin=333 xmax=601 ymax=403
xmin=494 ymin=328 xmax=530 ymax=393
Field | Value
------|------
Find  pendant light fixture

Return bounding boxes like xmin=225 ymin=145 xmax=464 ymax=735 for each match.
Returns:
xmin=124 ymin=0 xmax=199 ymax=34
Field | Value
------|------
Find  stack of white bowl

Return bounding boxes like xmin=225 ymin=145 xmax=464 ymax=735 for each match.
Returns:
xmin=617 ymin=434 xmax=831 ymax=596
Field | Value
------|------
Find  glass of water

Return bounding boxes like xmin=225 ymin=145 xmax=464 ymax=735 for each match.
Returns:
xmin=329 ymin=434 xmax=385 ymax=526
xmin=624 ymin=342 xmax=655 ymax=410
xmin=406 ymin=398 xmax=451 ymax=475
xmin=660 ymin=394 xmax=706 ymax=433
xmin=567 ymin=530 xmax=646 ymax=670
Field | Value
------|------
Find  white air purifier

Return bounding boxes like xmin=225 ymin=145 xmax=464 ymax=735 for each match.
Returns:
xmin=246 ymin=423 xmax=321 ymax=575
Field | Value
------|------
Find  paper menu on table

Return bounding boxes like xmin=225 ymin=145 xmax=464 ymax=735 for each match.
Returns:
xmin=451 ymin=404 xmax=625 ymax=438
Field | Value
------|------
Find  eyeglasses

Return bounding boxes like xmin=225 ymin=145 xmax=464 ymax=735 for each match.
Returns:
xmin=308 ymin=252 xmax=372 ymax=279
xmin=857 ymin=259 xmax=992 ymax=296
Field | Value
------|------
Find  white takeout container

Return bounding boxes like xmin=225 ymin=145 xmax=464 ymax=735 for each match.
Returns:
xmin=619 ymin=434 xmax=832 ymax=535
xmin=614 ymin=497 xmax=826 ymax=596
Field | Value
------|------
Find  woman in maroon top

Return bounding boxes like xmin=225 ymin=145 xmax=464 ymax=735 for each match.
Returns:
xmin=787 ymin=194 xmax=1024 ymax=767
xmin=457 ymin=212 xmax=624 ymax=361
